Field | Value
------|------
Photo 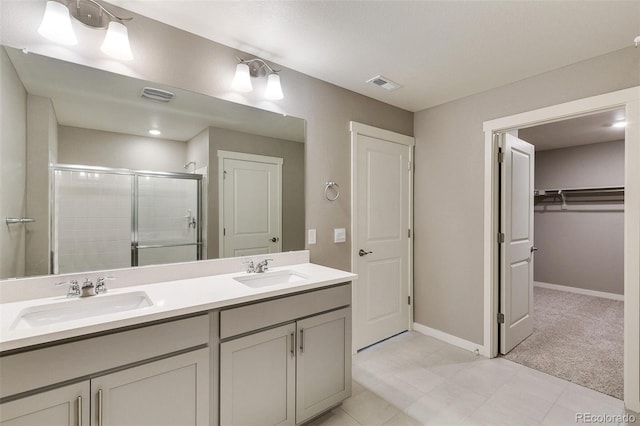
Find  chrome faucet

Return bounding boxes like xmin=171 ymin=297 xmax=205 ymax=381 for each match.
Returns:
xmin=80 ymin=278 xmax=96 ymax=297
xmin=255 ymin=259 xmax=273 ymax=273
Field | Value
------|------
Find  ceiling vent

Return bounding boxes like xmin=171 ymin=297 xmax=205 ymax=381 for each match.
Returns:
xmin=140 ymin=87 xmax=175 ymax=102
xmin=366 ymin=75 xmax=401 ymax=91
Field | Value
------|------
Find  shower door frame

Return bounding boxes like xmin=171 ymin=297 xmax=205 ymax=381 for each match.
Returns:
xmin=50 ymin=164 xmax=203 ymax=273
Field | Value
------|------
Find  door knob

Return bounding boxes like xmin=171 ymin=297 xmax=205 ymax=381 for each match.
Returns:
xmin=358 ymin=249 xmax=373 ymax=257
xmin=270 ymin=237 xmax=280 ymax=243
xmin=530 ymin=246 xmax=538 ymax=253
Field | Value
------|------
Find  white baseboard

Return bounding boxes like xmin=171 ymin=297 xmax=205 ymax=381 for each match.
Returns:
xmin=413 ymin=322 xmax=489 ymax=357
xmin=534 ymin=281 xmax=624 ymax=301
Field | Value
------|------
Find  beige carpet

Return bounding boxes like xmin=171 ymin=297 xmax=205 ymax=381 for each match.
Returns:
xmin=503 ymin=286 xmax=623 ymax=399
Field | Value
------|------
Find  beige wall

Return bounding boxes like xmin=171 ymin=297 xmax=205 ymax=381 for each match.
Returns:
xmin=26 ymin=94 xmax=58 ymax=276
xmin=58 ymin=126 xmax=187 ymax=173
xmin=207 ymin=126 xmax=305 ymax=259
xmin=1 ymin=1 xmax=414 ymax=272
xmin=533 ymin=140 xmax=624 ymax=295
xmin=414 ymin=47 xmax=640 ymax=345
xmin=0 ymin=47 xmax=27 ymax=278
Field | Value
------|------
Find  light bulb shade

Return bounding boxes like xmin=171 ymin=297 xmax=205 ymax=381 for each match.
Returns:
xmin=38 ymin=1 xmax=77 ymax=45
xmin=265 ymin=73 xmax=284 ymax=100
xmin=232 ymin=63 xmax=253 ymax=93
xmin=101 ymin=21 xmax=134 ymax=61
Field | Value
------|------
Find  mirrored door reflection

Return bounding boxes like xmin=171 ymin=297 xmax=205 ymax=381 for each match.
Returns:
xmin=135 ymin=175 xmax=202 ymax=267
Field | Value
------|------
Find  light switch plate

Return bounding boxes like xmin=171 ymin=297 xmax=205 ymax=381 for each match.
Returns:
xmin=308 ymin=229 xmax=316 ymax=245
xmin=334 ymin=228 xmax=346 ymax=243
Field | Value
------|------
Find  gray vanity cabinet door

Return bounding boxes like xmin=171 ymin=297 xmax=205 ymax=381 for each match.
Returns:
xmin=90 ymin=348 xmax=209 ymax=426
xmin=0 ymin=382 xmax=90 ymax=426
xmin=295 ymin=308 xmax=352 ymax=424
xmin=220 ymin=323 xmax=296 ymax=426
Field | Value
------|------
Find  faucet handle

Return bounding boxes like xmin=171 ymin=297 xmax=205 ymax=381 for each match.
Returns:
xmin=242 ymin=259 xmax=255 ymax=273
xmin=96 ymin=276 xmax=116 ymax=294
xmin=256 ymin=258 xmax=274 ymax=272
xmin=55 ymin=280 xmax=80 ymax=298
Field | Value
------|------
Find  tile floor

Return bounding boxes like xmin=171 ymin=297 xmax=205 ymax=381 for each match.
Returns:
xmin=310 ymin=331 xmax=638 ymax=426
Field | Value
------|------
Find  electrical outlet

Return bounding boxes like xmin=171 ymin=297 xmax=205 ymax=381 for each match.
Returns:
xmin=308 ymin=229 xmax=316 ymax=245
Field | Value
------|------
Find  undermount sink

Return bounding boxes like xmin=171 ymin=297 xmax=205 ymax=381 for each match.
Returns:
xmin=11 ymin=291 xmax=153 ymax=330
xmin=233 ymin=270 xmax=308 ymax=288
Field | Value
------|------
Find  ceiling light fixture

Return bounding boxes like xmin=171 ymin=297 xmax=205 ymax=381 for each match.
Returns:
xmin=231 ymin=57 xmax=284 ymax=100
xmin=38 ymin=0 xmax=133 ymax=60
xmin=148 ymin=129 xmax=162 ymax=136
xmin=612 ymin=121 xmax=627 ymax=128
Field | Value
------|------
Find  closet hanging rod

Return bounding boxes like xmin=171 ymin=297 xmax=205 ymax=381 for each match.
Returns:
xmin=534 ymin=186 xmax=624 ymax=196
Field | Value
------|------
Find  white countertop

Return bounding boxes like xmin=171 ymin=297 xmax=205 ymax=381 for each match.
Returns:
xmin=0 ymin=263 xmax=356 ymax=353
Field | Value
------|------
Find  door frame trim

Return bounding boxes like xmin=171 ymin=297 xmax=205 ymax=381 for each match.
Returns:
xmin=482 ymin=87 xmax=640 ymax=412
xmin=349 ymin=121 xmax=415 ymax=354
xmin=217 ymin=150 xmax=283 ymax=258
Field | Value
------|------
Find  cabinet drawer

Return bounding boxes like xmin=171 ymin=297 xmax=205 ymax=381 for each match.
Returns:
xmin=0 ymin=315 xmax=209 ymax=399
xmin=220 ymin=283 xmax=350 ymax=339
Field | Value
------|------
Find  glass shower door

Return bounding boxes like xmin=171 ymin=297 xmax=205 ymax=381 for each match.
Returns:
xmin=135 ymin=175 xmax=201 ymax=267
xmin=52 ymin=168 xmax=133 ymax=274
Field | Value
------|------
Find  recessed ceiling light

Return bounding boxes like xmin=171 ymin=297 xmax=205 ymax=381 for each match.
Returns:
xmin=612 ymin=121 xmax=627 ymax=128
xmin=149 ymin=129 xmax=162 ymax=136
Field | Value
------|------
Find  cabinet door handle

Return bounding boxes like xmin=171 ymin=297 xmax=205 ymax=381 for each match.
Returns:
xmin=299 ymin=328 xmax=304 ymax=353
xmin=77 ymin=396 xmax=82 ymax=426
xmin=97 ymin=389 xmax=103 ymax=426
xmin=290 ymin=332 xmax=295 ymax=357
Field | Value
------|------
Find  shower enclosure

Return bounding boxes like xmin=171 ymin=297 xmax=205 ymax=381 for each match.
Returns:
xmin=51 ymin=165 xmax=202 ymax=274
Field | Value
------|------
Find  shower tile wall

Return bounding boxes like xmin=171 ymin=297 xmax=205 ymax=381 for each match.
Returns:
xmin=54 ymin=170 xmax=132 ymax=274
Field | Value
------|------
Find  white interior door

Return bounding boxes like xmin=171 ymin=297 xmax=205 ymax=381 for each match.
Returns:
xmin=351 ymin=122 xmax=413 ymax=351
xmin=219 ymin=151 xmax=282 ymax=258
xmin=500 ymin=133 xmax=535 ymax=354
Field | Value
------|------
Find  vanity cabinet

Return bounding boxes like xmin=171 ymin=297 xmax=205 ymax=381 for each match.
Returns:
xmin=219 ymin=284 xmax=351 ymax=426
xmin=0 ymin=315 xmax=210 ymax=426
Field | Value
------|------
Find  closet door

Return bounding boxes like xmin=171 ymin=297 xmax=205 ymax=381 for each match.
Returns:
xmin=500 ymin=133 xmax=535 ymax=354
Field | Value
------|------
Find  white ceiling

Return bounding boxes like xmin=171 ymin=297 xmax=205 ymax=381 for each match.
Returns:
xmin=519 ymin=109 xmax=626 ymax=151
xmin=106 ymin=1 xmax=639 ymax=112
xmin=5 ymin=46 xmax=305 ymax=143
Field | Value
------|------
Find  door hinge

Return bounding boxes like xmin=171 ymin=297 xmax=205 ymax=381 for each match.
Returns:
xmin=497 ymin=232 xmax=505 ymax=243
xmin=497 ymin=313 xmax=505 ymax=324
xmin=408 ymin=296 xmax=411 ymax=305
xmin=498 ymin=151 xmax=505 ymax=163
xmin=408 ymin=161 xmax=412 ymax=171
xmin=223 ymin=170 xmax=227 ymax=179
xmin=408 ymin=229 xmax=411 ymax=238
xmin=223 ymin=228 xmax=226 ymax=236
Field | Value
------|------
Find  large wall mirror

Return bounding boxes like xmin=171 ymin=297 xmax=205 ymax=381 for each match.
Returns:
xmin=0 ymin=45 xmax=306 ymax=280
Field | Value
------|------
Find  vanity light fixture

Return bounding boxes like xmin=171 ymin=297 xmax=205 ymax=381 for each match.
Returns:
xmin=148 ymin=129 xmax=162 ymax=136
xmin=612 ymin=121 xmax=627 ymax=128
xmin=38 ymin=0 xmax=134 ymax=60
xmin=231 ymin=57 xmax=284 ymax=100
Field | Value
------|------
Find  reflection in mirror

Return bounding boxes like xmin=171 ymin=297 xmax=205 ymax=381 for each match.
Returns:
xmin=0 ymin=46 xmax=305 ymax=280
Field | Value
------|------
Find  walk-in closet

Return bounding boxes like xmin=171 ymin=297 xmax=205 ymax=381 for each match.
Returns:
xmin=504 ymin=108 xmax=625 ymax=400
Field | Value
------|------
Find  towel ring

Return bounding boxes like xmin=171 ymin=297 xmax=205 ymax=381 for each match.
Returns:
xmin=324 ymin=181 xmax=340 ymax=201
